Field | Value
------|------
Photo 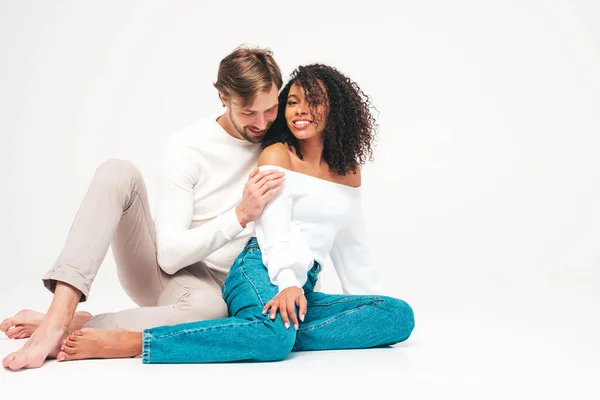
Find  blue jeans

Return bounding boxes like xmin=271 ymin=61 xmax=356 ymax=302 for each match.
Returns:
xmin=142 ymin=238 xmax=415 ymax=363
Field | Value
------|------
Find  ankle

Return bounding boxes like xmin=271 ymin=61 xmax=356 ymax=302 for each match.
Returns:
xmin=126 ymin=332 xmax=143 ymax=356
xmin=39 ymin=313 xmax=72 ymax=332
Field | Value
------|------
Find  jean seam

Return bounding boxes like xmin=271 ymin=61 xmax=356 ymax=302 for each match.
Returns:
xmin=142 ymin=331 xmax=151 ymax=363
xmin=299 ymin=300 xmax=383 ymax=332
xmin=151 ymin=318 xmax=268 ymax=340
xmin=240 ymin=266 xmax=267 ymax=307
xmin=308 ymin=296 xmax=383 ymax=307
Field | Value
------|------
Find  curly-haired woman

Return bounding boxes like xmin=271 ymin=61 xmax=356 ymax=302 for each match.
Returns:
xmin=55 ymin=64 xmax=415 ymax=363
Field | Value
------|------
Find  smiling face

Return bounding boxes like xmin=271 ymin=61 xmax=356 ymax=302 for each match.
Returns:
xmin=284 ymin=82 xmax=328 ymax=140
xmin=223 ymin=83 xmax=279 ymax=143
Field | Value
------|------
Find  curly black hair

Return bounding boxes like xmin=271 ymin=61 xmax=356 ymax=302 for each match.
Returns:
xmin=262 ymin=64 xmax=378 ymax=176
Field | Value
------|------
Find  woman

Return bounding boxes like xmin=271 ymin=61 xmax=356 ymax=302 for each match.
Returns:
xmin=55 ymin=64 xmax=415 ymax=363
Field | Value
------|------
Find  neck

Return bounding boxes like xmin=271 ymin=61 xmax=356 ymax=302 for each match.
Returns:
xmin=298 ymin=136 xmax=325 ymax=167
xmin=217 ymin=109 xmax=243 ymax=140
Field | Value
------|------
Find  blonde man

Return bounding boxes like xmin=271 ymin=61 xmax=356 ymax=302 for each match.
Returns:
xmin=2 ymin=45 xmax=285 ymax=370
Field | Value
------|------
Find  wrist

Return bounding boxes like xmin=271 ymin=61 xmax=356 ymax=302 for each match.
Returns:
xmin=235 ymin=206 xmax=248 ymax=228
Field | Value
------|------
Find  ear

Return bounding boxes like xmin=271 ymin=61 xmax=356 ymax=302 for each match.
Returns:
xmin=218 ymin=91 xmax=229 ymax=108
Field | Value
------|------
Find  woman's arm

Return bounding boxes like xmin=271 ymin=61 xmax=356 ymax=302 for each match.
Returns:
xmin=254 ymin=144 xmax=314 ymax=292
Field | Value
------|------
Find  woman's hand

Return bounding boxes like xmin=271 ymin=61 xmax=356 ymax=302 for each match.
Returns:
xmin=262 ymin=287 xmax=307 ymax=330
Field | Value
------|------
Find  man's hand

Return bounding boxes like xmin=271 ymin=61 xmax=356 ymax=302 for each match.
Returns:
xmin=262 ymin=287 xmax=307 ymax=330
xmin=236 ymin=168 xmax=284 ymax=228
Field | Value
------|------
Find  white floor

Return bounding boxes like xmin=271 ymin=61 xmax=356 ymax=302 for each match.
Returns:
xmin=1 ymin=266 xmax=599 ymax=400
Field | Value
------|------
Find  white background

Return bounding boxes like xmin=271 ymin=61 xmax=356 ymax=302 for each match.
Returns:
xmin=1 ymin=0 xmax=599 ymax=398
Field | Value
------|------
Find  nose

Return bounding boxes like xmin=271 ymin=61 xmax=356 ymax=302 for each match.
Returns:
xmin=255 ymin=113 xmax=267 ymax=130
xmin=296 ymin=102 xmax=308 ymax=115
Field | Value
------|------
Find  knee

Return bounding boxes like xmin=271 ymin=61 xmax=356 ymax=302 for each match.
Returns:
xmin=94 ymin=159 xmax=142 ymax=187
xmin=175 ymin=291 xmax=228 ymax=322
xmin=256 ymin=319 xmax=296 ymax=362
xmin=380 ymin=297 xmax=415 ymax=343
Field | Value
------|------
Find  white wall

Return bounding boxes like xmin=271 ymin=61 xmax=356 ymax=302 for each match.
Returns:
xmin=1 ymin=0 xmax=598 ymax=315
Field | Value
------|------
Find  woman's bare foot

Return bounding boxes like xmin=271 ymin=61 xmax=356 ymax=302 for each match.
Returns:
xmin=1 ymin=310 xmax=92 ymax=339
xmin=57 ymin=328 xmax=142 ymax=361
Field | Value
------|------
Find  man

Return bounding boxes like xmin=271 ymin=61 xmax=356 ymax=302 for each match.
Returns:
xmin=1 ymin=45 xmax=285 ymax=370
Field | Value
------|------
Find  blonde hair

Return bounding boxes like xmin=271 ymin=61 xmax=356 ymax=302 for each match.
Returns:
xmin=214 ymin=45 xmax=283 ymax=107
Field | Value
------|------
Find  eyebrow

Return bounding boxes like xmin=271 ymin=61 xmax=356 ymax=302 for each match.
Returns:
xmin=245 ymin=103 xmax=279 ymax=112
xmin=287 ymin=94 xmax=299 ymax=99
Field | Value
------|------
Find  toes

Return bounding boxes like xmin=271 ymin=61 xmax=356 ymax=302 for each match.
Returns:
xmin=2 ymin=353 xmax=17 ymax=368
xmin=7 ymin=352 xmax=29 ymax=370
xmin=16 ymin=331 xmax=30 ymax=339
xmin=72 ymin=329 xmax=85 ymax=337
xmin=6 ymin=327 xmax=24 ymax=339
xmin=57 ymin=351 xmax=72 ymax=362
xmin=0 ymin=318 xmax=15 ymax=333
xmin=23 ymin=354 xmax=45 ymax=369
xmin=66 ymin=337 xmax=78 ymax=347
xmin=61 ymin=344 xmax=77 ymax=355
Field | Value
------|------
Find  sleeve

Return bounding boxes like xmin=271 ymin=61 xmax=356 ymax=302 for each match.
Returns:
xmin=254 ymin=165 xmax=314 ymax=293
xmin=329 ymin=193 xmax=383 ymax=295
xmin=154 ymin=140 xmax=244 ymax=275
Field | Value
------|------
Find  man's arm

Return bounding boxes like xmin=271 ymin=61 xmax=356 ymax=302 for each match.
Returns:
xmin=154 ymin=140 xmax=283 ymax=275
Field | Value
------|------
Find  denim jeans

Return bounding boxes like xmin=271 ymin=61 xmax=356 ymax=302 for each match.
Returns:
xmin=142 ymin=238 xmax=415 ymax=363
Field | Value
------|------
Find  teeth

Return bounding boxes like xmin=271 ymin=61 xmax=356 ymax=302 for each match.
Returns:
xmin=295 ymin=120 xmax=311 ymax=125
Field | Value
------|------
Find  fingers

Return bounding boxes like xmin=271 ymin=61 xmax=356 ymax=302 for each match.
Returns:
xmin=248 ymin=167 xmax=259 ymax=179
xmin=279 ymin=301 xmax=290 ymax=329
xmin=287 ymin=302 xmax=299 ymax=330
xmin=256 ymin=174 xmax=284 ymax=192
xmin=262 ymin=185 xmax=283 ymax=201
xmin=251 ymin=170 xmax=284 ymax=188
xmin=263 ymin=292 xmax=304 ymax=330
xmin=263 ymin=300 xmax=280 ymax=321
xmin=247 ymin=170 xmax=268 ymax=185
xmin=297 ymin=295 xmax=307 ymax=323
xmin=239 ymin=170 xmax=285 ymax=225
xmin=264 ymin=299 xmax=292 ymax=329
xmin=262 ymin=300 xmax=273 ymax=316
xmin=259 ymin=177 xmax=284 ymax=197
xmin=266 ymin=301 xmax=279 ymax=321
xmin=245 ymin=171 xmax=283 ymax=201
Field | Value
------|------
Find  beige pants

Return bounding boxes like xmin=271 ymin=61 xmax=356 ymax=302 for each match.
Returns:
xmin=42 ymin=159 xmax=228 ymax=331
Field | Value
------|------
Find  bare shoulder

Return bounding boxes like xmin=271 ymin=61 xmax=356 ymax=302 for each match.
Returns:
xmin=339 ymin=167 xmax=362 ymax=188
xmin=258 ymin=143 xmax=293 ymax=169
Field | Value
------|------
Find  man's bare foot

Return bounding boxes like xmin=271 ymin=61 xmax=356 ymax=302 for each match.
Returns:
xmin=1 ymin=310 xmax=92 ymax=339
xmin=2 ymin=282 xmax=83 ymax=370
xmin=0 ymin=310 xmax=44 ymax=339
xmin=2 ymin=325 xmax=66 ymax=370
xmin=56 ymin=328 xmax=142 ymax=361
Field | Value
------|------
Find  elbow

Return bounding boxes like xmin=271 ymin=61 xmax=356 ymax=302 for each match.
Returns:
xmin=156 ymin=243 xmax=184 ymax=275
xmin=157 ymin=256 xmax=179 ymax=275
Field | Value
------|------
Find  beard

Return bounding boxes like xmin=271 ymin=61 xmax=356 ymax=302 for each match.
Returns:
xmin=229 ymin=109 xmax=272 ymax=144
